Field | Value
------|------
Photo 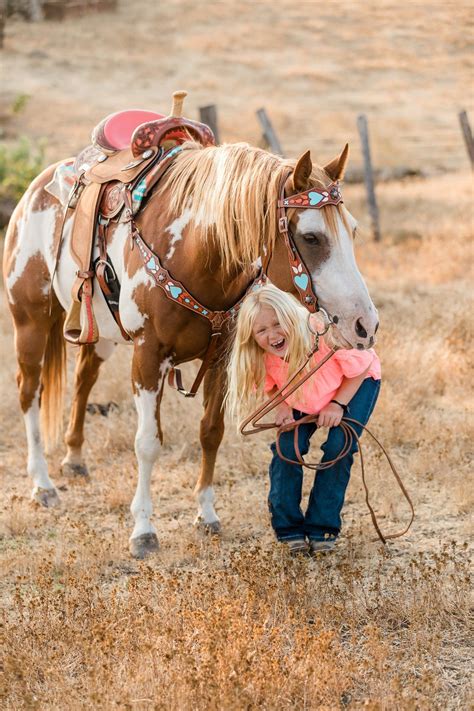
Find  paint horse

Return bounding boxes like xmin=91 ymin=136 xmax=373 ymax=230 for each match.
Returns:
xmin=3 ymin=113 xmax=378 ymax=558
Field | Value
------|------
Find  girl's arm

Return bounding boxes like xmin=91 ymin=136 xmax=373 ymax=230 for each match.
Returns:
xmin=266 ymin=386 xmax=295 ymax=426
xmin=317 ymin=366 xmax=370 ymax=428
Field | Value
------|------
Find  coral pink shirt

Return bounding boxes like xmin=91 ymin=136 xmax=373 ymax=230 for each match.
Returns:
xmin=264 ymin=338 xmax=381 ymax=415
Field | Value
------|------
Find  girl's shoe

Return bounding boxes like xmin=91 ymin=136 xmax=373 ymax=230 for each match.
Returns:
xmin=281 ymin=538 xmax=309 ymax=555
xmin=309 ymin=538 xmax=336 ymax=553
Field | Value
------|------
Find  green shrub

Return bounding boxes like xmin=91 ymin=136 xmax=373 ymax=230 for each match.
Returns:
xmin=0 ymin=137 xmax=45 ymax=203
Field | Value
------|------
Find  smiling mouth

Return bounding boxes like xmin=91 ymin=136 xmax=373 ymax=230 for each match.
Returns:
xmin=271 ymin=338 xmax=286 ymax=351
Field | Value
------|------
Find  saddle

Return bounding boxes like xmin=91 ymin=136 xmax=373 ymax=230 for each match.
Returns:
xmin=63 ymin=91 xmax=215 ymax=345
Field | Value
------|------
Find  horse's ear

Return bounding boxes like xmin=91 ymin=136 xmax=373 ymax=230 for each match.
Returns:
xmin=324 ymin=143 xmax=349 ymax=181
xmin=293 ymin=150 xmax=313 ymax=192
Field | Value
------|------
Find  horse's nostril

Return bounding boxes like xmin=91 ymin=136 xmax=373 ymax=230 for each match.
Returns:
xmin=332 ymin=315 xmax=339 ymax=324
xmin=355 ymin=318 xmax=368 ymax=339
xmin=374 ymin=321 xmax=379 ymax=334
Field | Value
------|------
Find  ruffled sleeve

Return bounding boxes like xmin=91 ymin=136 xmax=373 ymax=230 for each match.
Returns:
xmin=333 ymin=348 xmax=375 ymax=378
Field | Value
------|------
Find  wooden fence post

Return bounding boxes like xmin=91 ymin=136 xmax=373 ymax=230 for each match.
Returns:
xmin=256 ymin=108 xmax=284 ymax=156
xmin=458 ymin=110 xmax=474 ymax=169
xmin=199 ymin=105 xmax=220 ymax=144
xmin=357 ymin=114 xmax=381 ymax=242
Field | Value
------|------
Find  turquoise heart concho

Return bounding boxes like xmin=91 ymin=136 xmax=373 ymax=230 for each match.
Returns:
xmin=308 ymin=191 xmax=325 ymax=206
xmin=168 ymin=284 xmax=183 ymax=299
xmin=294 ymin=273 xmax=309 ymax=290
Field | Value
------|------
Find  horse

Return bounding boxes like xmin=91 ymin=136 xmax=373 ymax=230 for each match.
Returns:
xmin=3 ymin=138 xmax=379 ymax=558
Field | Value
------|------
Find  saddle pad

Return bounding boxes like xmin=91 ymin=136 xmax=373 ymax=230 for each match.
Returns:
xmin=44 ymin=160 xmax=76 ymax=207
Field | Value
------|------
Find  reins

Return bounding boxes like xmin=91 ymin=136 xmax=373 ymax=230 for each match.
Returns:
xmin=239 ymin=327 xmax=415 ymax=544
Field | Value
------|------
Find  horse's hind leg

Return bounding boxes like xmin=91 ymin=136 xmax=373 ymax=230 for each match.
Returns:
xmin=194 ymin=363 xmax=226 ymax=534
xmin=61 ymin=340 xmax=116 ymax=478
xmin=15 ymin=316 xmax=63 ymax=507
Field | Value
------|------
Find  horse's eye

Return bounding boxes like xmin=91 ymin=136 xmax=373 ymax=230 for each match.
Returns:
xmin=303 ymin=232 xmax=321 ymax=244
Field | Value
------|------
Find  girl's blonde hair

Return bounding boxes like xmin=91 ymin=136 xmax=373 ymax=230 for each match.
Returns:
xmin=226 ymin=284 xmax=313 ymax=424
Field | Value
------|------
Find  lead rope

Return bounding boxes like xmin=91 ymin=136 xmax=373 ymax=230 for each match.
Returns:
xmin=239 ymin=336 xmax=415 ymax=544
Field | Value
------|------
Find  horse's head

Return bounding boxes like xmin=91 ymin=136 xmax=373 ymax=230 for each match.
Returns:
xmin=267 ymin=146 xmax=379 ymax=350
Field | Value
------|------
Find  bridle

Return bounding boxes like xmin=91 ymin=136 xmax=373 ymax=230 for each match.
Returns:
xmin=262 ymin=167 xmax=344 ymax=314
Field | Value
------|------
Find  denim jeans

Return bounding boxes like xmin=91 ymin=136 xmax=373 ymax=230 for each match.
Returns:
xmin=268 ymin=377 xmax=381 ymax=541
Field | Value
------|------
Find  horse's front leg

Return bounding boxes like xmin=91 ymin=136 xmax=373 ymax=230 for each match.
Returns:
xmin=195 ymin=363 xmax=226 ymax=533
xmin=129 ymin=342 xmax=170 ymax=559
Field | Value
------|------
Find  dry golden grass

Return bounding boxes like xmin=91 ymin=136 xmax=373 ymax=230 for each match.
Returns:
xmin=1 ymin=2 xmax=474 ymax=708
xmin=1 ymin=170 xmax=472 ymax=710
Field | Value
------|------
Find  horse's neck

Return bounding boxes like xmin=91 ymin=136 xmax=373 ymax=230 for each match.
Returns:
xmin=136 ymin=196 xmax=253 ymax=309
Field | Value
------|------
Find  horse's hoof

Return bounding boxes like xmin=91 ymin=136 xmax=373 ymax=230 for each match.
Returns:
xmin=32 ymin=487 xmax=60 ymax=508
xmin=61 ymin=462 xmax=90 ymax=479
xmin=129 ymin=533 xmax=160 ymax=559
xmin=195 ymin=517 xmax=222 ymax=535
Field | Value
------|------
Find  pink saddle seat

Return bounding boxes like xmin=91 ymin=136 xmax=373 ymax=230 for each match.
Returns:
xmin=91 ymin=109 xmax=165 ymax=152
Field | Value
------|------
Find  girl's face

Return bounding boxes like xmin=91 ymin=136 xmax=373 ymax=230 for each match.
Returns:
xmin=252 ymin=305 xmax=288 ymax=357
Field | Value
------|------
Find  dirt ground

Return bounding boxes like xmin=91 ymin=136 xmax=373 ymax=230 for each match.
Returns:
xmin=1 ymin=2 xmax=473 ymax=709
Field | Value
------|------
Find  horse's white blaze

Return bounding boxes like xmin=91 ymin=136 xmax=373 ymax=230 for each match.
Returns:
xmin=165 ymin=207 xmax=192 ymax=260
xmin=6 ymin=205 xmax=58 ymax=303
xmin=130 ymin=386 xmax=161 ymax=540
xmin=297 ymin=209 xmax=378 ymax=346
xmin=196 ymin=486 xmax=219 ymax=525
xmin=24 ymin=389 xmax=55 ymax=493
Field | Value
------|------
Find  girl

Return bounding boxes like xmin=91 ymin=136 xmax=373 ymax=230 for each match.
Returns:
xmin=227 ymin=284 xmax=381 ymax=555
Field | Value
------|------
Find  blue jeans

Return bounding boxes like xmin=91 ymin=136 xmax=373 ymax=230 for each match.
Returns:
xmin=268 ymin=377 xmax=381 ymax=541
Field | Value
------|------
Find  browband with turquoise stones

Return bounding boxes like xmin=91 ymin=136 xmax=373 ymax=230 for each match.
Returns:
xmin=278 ymin=182 xmax=343 ymax=209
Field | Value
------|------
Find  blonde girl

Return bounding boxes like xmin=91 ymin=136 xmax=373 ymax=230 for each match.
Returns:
xmin=227 ymin=284 xmax=381 ymax=554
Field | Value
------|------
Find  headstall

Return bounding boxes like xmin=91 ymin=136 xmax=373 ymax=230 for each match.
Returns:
xmin=272 ymin=169 xmax=343 ymax=313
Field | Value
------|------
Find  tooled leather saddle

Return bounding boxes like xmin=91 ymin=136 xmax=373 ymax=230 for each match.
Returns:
xmin=62 ymin=91 xmax=215 ymax=345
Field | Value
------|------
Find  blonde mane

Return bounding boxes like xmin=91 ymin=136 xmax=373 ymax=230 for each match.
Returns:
xmin=164 ymin=142 xmax=344 ymax=273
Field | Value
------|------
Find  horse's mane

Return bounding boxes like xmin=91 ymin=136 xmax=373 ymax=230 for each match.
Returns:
xmin=164 ymin=141 xmax=342 ymax=272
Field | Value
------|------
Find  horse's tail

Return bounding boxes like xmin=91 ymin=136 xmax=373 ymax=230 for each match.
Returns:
xmin=41 ymin=312 xmax=66 ymax=452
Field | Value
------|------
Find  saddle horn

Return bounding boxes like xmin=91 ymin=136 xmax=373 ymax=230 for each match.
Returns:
xmin=131 ymin=90 xmax=215 ymax=157
xmin=170 ymin=91 xmax=187 ymax=118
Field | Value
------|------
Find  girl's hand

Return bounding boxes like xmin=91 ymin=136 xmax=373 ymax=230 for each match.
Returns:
xmin=317 ymin=402 xmax=344 ymax=428
xmin=275 ymin=403 xmax=295 ymax=426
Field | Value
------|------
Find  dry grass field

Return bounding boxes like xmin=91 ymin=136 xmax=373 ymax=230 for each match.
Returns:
xmin=1 ymin=1 xmax=473 ymax=709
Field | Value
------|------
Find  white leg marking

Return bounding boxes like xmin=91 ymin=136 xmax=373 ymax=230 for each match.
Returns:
xmin=130 ymin=386 xmax=161 ymax=540
xmin=196 ymin=486 xmax=220 ymax=525
xmin=24 ymin=390 xmax=56 ymax=494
